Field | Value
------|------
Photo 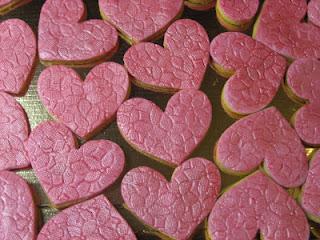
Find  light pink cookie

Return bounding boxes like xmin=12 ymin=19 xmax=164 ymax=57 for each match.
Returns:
xmin=286 ymin=58 xmax=320 ymax=146
xmin=0 ymin=0 xmax=31 ymax=15
xmin=38 ymin=195 xmax=136 ymax=240
xmin=99 ymin=0 xmax=184 ymax=45
xmin=215 ymin=107 xmax=308 ymax=188
xmin=0 ymin=92 xmax=30 ymax=171
xmin=309 ymin=0 xmax=320 ymax=27
xmin=122 ymin=158 xmax=221 ymax=240
xmin=39 ymin=0 xmax=118 ymax=68
xmin=184 ymin=0 xmax=215 ymax=11
xmin=0 ymin=171 xmax=36 ymax=240
xmin=208 ymin=171 xmax=309 ymax=240
xmin=253 ymin=0 xmax=320 ymax=60
xmin=210 ymin=32 xmax=286 ymax=117
xmin=0 ymin=19 xmax=36 ymax=95
xmin=117 ymin=89 xmax=212 ymax=166
xmin=124 ymin=19 xmax=209 ymax=93
xmin=26 ymin=121 xmax=125 ymax=208
xmin=301 ymin=151 xmax=320 ymax=223
xmin=38 ymin=62 xmax=130 ymax=140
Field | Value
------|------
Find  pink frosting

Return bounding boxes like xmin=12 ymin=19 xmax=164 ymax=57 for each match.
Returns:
xmin=117 ymin=89 xmax=212 ymax=166
xmin=208 ymin=171 xmax=309 ymax=240
xmin=38 ymin=195 xmax=136 ymax=240
xmin=0 ymin=171 xmax=36 ymax=240
xmin=99 ymin=0 xmax=183 ymax=43
xmin=38 ymin=0 xmax=118 ymax=64
xmin=218 ymin=0 xmax=259 ymax=23
xmin=309 ymin=0 xmax=320 ymax=27
xmin=26 ymin=121 xmax=125 ymax=207
xmin=215 ymin=107 xmax=308 ymax=188
xmin=210 ymin=32 xmax=286 ymax=115
xmin=254 ymin=0 xmax=320 ymax=60
xmin=124 ymin=19 xmax=209 ymax=92
xmin=0 ymin=19 xmax=36 ymax=95
xmin=0 ymin=92 xmax=29 ymax=170
xmin=37 ymin=62 xmax=129 ymax=139
xmin=122 ymin=158 xmax=221 ymax=240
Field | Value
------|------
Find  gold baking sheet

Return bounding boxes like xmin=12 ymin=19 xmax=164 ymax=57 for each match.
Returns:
xmin=0 ymin=0 xmax=317 ymax=239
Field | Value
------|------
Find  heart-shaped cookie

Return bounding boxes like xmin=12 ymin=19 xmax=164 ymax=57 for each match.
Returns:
xmin=0 ymin=92 xmax=30 ymax=171
xmin=208 ymin=171 xmax=309 ymax=240
xmin=0 ymin=19 xmax=36 ymax=95
xmin=26 ymin=121 xmax=125 ymax=208
xmin=124 ymin=19 xmax=209 ymax=93
xmin=38 ymin=195 xmax=136 ymax=240
xmin=286 ymin=58 xmax=320 ymax=146
xmin=210 ymin=32 xmax=287 ymax=117
xmin=99 ymin=0 xmax=184 ymax=45
xmin=0 ymin=0 xmax=31 ymax=15
xmin=253 ymin=0 xmax=320 ymax=60
xmin=0 ymin=171 xmax=36 ymax=240
xmin=215 ymin=107 xmax=308 ymax=188
xmin=117 ymin=89 xmax=212 ymax=166
xmin=122 ymin=158 xmax=221 ymax=240
xmin=309 ymin=0 xmax=320 ymax=27
xmin=38 ymin=62 xmax=130 ymax=140
xmin=38 ymin=0 xmax=118 ymax=68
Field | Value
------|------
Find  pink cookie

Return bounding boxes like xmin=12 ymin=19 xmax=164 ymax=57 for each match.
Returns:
xmin=124 ymin=19 xmax=209 ymax=93
xmin=38 ymin=195 xmax=136 ymax=240
xmin=301 ymin=151 xmax=320 ymax=223
xmin=286 ymin=58 xmax=320 ymax=146
xmin=253 ymin=0 xmax=320 ymax=60
xmin=117 ymin=89 xmax=212 ymax=166
xmin=39 ymin=0 xmax=118 ymax=68
xmin=99 ymin=0 xmax=184 ymax=45
xmin=122 ymin=158 xmax=221 ymax=240
xmin=210 ymin=32 xmax=286 ymax=117
xmin=215 ymin=107 xmax=308 ymax=188
xmin=309 ymin=0 xmax=320 ymax=27
xmin=38 ymin=62 xmax=130 ymax=140
xmin=0 ymin=92 xmax=30 ymax=171
xmin=0 ymin=19 xmax=36 ymax=95
xmin=0 ymin=171 xmax=36 ymax=240
xmin=26 ymin=121 xmax=125 ymax=208
xmin=207 ymin=171 xmax=309 ymax=240
xmin=0 ymin=0 xmax=31 ymax=15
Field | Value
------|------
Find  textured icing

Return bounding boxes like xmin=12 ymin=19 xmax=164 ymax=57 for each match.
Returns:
xmin=254 ymin=0 xmax=320 ymax=60
xmin=287 ymin=58 xmax=320 ymax=145
xmin=26 ymin=121 xmax=125 ymax=207
xmin=208 ymin=171 xmax=309 ymax=240
xmin=0 ymin=19 xmax=36 ymax=94
xmin=99 ymin=0 xmax=183 ymax=43
xmin=122 ymin=158 xmax=221 ymax=240
xmin=38 ymin=62 xmax=129 ymax=139
xmin=210 ymin=32 xmax=286 ymax=115
xmin=0 ymin=92 xmax=29 ymax=170
xmin=124 ymin=19 xmax=209 ymax=92
xmin=38 ymin=195 xmax=136 ymax=240
xmin=215 ymin=107 xmax=308 ymax=188
xmin=309 ymin=0 xmax=320 ymax=27
xmin=0 ymin=171 xmax=36 ymax=240
xmin=38 ymin=0 xmax=118 ymax=64
xmin=218 ymin=0 xmax=259 ymax=23
xmin=117 ymin=89 xmax=212 ymax=166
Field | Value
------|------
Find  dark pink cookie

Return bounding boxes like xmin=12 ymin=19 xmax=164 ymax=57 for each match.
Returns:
xmin=253 ymin=0 xmax=320 ymax=60
xmin=26 ymin=121 xmax=125 ymax=208
xmin=122 ymin=158 xmax=221 ymax=240
xmin=0 ymin=171 xmax=36 ymax=240
xmin=38 ymin=62 xmax=130 ymax=140
xmin=0 ymin=19 xmax=36 ymax=95
xmin=38 ymin=195 xmax=136 ymax=240
xmin=210 ymin=32 xmax=286 ymax=116
xmin=117 ymin=89 xmax=212 ymax=166
xmin=0 ymin=92 xmax=29 ymax=171
xmin=0 ymin=0 xmax=31 ymax=15
xmin=286 ymin=58 xmax=320 ymax=146
xmin=309 ymin=0 xmax=320 ymax=27
xmin=99 ymin=0 xmax=184 ymax=44
xmin=39 ymin=0 xmax=118 ymax=67
xmin=208 ymin=171 xmax=309 ymax=240
xmin=215 ymin=107 xmax=308 ymax=188
xmin=124 ymin=19 xmax=209 ymax=93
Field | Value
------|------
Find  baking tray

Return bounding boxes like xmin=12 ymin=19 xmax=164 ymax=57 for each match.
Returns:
xmin=0 ymin=0 xmax=317 ymax=239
